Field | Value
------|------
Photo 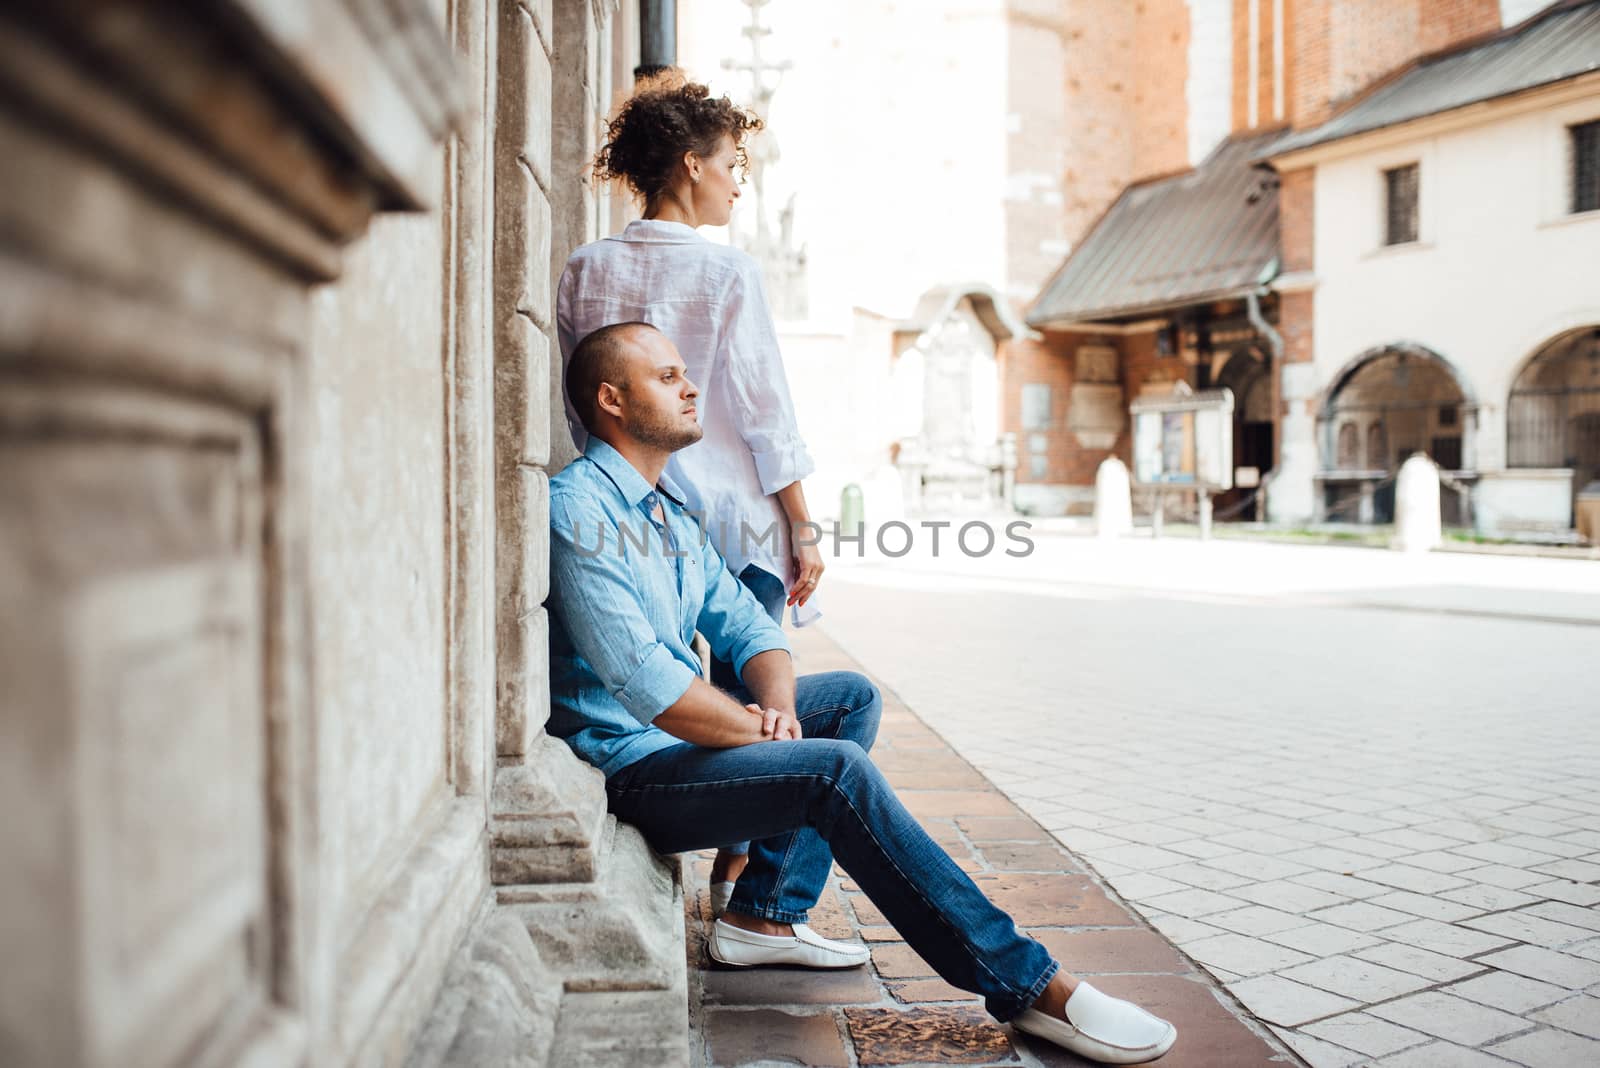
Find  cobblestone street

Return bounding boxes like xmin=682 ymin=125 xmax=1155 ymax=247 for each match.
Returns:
xmin=691 ymin=625 xmax=1293 ymax=1068
xmin=814 ymin=534 xmax=1600 ymax=1067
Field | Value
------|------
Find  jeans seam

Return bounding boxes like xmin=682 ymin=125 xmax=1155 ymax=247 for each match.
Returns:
xmin=798 ymin=704 xmax=850 ymax=721
xmin=1007 ymin=958 xmax=1060 ymax=1024
xmin=756 ymin=828 xmax=803 ymax=922
xmin=609 ymin=772 xmax=832 ymax=797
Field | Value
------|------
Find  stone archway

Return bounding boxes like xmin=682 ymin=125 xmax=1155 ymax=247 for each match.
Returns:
xmin=1212 ymin=347 xmax=1273 ymax=517
xmin=891 ymin=284 xmax=1028 ymax=510
xmin=1318 ymin=343 xmax=1475 ymax=523
xmin=1508 ymin=325 xmax=1600 ymax=513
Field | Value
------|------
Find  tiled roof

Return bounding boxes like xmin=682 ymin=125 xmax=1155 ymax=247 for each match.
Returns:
xmin=1027 ymin=128 xmax=1286 ymax=328
xmin=1269 ymin=0 xmax=1600 ymax=159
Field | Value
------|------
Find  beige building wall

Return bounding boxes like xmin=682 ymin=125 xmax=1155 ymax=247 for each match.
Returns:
xmin=1307 ymin=86 xmax=1600 ymax=473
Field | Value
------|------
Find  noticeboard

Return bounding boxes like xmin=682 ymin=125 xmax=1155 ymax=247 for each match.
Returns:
xmin=1131 ymin=386 xmax=1235 ymax=491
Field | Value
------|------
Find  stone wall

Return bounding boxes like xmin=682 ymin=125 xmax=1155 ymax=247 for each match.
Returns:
xmin=0 ymin=2 xmax=686 ymax=1065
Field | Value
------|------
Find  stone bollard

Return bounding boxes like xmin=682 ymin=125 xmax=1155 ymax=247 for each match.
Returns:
xmin=1094 ymin=457 xmax=1133 ymax=539
xmin=839 ymin=483 xmax=864 ymax=537
xmin=1391 ymin=453 xmax=1442 ymax=552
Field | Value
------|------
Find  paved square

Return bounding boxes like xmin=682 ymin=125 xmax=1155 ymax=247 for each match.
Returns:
xmin=816 ymin=535 xmax=1600 ymax=1067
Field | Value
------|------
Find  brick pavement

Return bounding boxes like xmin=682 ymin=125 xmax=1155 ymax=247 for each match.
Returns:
xmin=686 ymin=625 xmax=1295 ymax=1067
xmin=814 ymin=553 xmax=1600 ymax=1068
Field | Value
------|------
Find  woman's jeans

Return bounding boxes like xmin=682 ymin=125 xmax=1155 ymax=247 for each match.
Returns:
xmin=708 ymin=563 xmax=787 ymax=857
xmin=605 ymin=670 xmax=1058 ymax=1022
xmin=709 ymin=563 xmax=786 ymax=690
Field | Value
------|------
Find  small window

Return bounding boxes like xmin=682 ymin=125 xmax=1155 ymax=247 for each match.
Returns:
xmin=1336 ymin=422 xmax=1360 ymax=468
xmin=1572 ymin=119 xmax=1600 ymax=214
xmin=1021 ymin=384 xmax=1053 ymax=430
xmin=1383 ymin=164 xmax=1420 ymax=245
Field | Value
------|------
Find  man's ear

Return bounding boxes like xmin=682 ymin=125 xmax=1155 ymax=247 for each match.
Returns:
xmin=596 ymin=381 xmax=625 ymax=421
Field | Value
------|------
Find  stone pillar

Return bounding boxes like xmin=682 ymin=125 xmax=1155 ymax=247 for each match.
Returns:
xmin=1270 ymin=169 xmax=1318 ymax=526
xmin=1392 ymin=454 xmax=1443 ymax=552
xmin=473 ymin=2 xmax=689 ymax=1063
xmin=1094 ymin=457 xmax=1134 ymax=538
xmin=1270 ymin=350 xmax=1319 ymax=525
xmin=490 ymin=0 xmax=611 ymax=884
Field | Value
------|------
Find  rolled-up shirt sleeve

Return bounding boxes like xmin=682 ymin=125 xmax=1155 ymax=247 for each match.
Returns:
xmin=696 ymin=532 xmax=789 ymax=681
xmin=548 ymin=492 xmax=696 ymax=724
xmin=721 ymin=261 xmax=816 ymax=495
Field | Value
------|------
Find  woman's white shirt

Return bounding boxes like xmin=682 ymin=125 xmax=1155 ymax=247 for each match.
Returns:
xmin=557 ymin=219 xmax=816 ymax=607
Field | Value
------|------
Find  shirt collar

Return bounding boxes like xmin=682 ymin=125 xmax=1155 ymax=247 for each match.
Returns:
xmin=610 ymin=218 xmax=704 ymax=245
xmin=582 ymin=437 xmax=684 ymax=509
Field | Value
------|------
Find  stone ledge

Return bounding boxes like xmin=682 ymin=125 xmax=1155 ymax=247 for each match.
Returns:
xmin=416 ymin=816 xmax=688 ymax=1066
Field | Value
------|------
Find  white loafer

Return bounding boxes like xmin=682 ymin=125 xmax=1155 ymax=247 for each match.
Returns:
xmin=709 ymin=881 xmax=736 ymax=917
xmin=1013 ymin=982 xmax=1177 ymax=1064
xmin=708 ymin=919 xmax=870 ymax=969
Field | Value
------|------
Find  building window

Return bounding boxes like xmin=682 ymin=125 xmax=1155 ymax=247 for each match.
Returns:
xmin=1336 ymin=422 xmax=1360 ymax=468
xmin=1383 ymin=163 xmax=1420 ymax=245
xmin=1021 ymin=384 xmax=1053 ymax=430
xmin=1366 ymin=423 xmax=1388 ymax=470
xmin=1572 ymin=119 xmax=1600 ymax=214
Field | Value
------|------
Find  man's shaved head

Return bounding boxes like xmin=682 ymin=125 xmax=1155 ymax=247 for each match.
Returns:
xmin=567 ymin=321 xmax=656 ymax=432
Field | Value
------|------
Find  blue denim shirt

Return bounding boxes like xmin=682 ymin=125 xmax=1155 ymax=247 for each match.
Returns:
xmin=547 ymin=438 xmax=790 ymax=776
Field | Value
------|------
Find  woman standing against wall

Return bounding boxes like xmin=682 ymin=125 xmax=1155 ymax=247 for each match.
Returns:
xmin=556 ymin=76 xmax=824 ymax=916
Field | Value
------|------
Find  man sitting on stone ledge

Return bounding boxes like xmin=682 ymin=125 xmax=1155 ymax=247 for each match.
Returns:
xmin=546 ymin=321 xmax=1177 ymax=1065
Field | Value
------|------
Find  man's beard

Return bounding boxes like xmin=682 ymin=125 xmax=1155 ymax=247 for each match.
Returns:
xmin=628 ymin=407 xmax=703 ymax=452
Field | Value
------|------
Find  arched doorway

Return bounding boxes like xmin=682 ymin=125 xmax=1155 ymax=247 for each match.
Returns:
xmin=891 ymin=285 xmax=1023 ymax=511
xmin=1319 ymin=344 xmax=1473 ymax=524
xmin=1508 ymin=326 xmax=1600 ymax=519
xmin=1212 ymin=347 xmax=1273 ymax=517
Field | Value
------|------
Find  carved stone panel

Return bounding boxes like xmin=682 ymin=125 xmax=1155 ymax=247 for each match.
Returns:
xmin=0 ymin=383 xmax=292 ymax=1067
xmin=1074 ymin=344 xmax=1119 ymax=384
xmin=1067 ymin=383 xmax=1126 ymax=451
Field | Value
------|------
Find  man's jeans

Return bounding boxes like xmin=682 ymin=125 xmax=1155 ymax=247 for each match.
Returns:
xmin=605 ymin=670 xmax=1058 ymax=1021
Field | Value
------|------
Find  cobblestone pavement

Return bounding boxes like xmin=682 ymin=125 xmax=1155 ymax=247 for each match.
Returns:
xmin=812 ymin=535 xmax=1600 ymax=1068
xmin=688 ymin=625 xmax=1296 ymax=1067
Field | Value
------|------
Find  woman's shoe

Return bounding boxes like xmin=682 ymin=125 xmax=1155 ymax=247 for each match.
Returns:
xmin=1012 ymin=982 xmax=1177 ymax=1064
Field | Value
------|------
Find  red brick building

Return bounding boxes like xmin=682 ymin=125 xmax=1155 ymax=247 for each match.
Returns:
xmin=1008 ymin=0 xmax=1517 ymax=519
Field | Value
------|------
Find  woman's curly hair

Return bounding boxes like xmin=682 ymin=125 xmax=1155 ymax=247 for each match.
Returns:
xmin=592 ymin=73 xmax=763 ymax=208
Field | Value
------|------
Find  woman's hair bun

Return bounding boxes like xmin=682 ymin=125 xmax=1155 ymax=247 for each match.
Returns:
xmin=592 ymin=71 xmax=763 ymax=206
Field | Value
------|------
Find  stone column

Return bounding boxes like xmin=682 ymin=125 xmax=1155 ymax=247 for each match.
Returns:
xmin=478 ymin=3 xmax=689 ymax=1062
xmin=1270 ymin=169 xmax=1319 ymax=525
xmin=1270 ymin=363 xmax=1320 ymax=525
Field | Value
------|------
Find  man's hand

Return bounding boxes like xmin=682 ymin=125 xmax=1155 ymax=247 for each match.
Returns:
xmin=748 ymin=702 xmax=802 ymax=741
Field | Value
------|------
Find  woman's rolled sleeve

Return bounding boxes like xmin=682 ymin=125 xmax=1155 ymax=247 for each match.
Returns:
xmin=748 ymin=439 xmax=817 ymax=498
xmin=723 ymin=261 xmax=816 ymax=495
